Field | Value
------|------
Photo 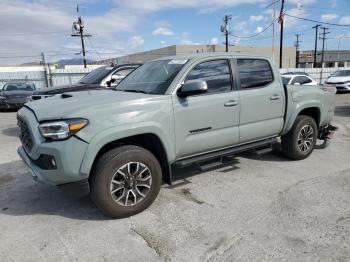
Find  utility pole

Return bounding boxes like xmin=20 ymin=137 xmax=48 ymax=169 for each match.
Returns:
xmin=312 ymin=24 xmax=321 ymax=68
xmin=71 ymin=5 xmax=91 ymax=68
xmin=295 ymin=34 xmax=301 ymax=68
xmin=272 ymin=0 xmax=276 ymax=58
xmin=319 ymin=27 xmax=330 ymax=68
xmin=40 ymin=52 xmax=49 ymax=87
xmin=319 ymin=27 xmax=330 ymax=83
xmin=278 ymin=0 xmax=285 ymax=68
xmin=221 ymin=15 xmax=232 ymax=52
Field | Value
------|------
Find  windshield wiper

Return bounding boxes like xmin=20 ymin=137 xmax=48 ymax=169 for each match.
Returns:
xmin=117 ymin=89 xmax=148 ymax=94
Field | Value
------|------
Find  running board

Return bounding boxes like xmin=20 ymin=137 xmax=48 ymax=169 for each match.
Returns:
xmin=173 ymin=138 xmax=277 ymax=169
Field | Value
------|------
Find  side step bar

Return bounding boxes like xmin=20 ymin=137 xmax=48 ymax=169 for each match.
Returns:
xmin=173 ymin=137 xmax=277 ymax=169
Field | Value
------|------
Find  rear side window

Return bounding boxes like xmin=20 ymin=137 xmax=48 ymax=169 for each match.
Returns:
xmin=237 ymin=59 xmax=273 ymax=89
xmin=185 ymin=59 xmax=232 ymax=94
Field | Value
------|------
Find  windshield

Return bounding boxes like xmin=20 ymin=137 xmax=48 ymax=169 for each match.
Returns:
xmin=79 ymin=66 xmax=113 ymax=84
xmin=333 ymin=70 xmax=350 ymax=77
xmin=281 ymin=77 xmax=291 ymax=85
xmin=116 ymin=59 xmax=187 ymax=94
xmin=3 ymin=83 xmax=35 ymax=91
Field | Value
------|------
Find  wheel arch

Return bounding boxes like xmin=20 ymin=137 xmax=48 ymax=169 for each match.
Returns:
xmin=82 ymin=133 xmax=172 ymax=184
xmin=282 ymin=105 xmax=322 ymax=135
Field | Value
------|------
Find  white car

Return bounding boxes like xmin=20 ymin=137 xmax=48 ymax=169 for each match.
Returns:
xmin=281 ymin=74 xmax=318 ymax=86
xmin=325 ymin=70 xmax=350 ymax=92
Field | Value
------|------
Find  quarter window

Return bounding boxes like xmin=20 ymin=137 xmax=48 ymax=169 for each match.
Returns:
xmin=237 ymin=59 xmax=273 ymax=89
xmin=185 ymin=59 xmax=232 ymax=94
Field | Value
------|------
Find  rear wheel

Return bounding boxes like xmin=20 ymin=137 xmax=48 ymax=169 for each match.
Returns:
xmin=90 ymin=145 xmax=162 ymax=218
xmin=281 ymin=115 xmax=318 ymax=160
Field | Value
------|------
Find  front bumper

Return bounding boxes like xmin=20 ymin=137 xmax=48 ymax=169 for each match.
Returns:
xmin=335 ymin=84 xmax=350 ymax=91
xmin=0 ymin=98 xmax=27 ymax=109
xmin=17 ymin=107 xmax=90 ymax=185
xmin=18 ymin=136 xmax=89 ymax=185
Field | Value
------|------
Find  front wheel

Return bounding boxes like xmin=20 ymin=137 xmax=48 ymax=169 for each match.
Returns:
xmin=281 ymin=115 xmax=318 ymax=160
xmin=90 ymin=145 xmax=162 ymax=218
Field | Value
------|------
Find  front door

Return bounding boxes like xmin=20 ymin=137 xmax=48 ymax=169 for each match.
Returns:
xmin=172 ymin=59 xmax=240 ymax=159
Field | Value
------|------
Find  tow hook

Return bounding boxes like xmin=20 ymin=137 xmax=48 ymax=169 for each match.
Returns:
xmin=318 ymin=124 xmax=338 ymax=140
xmin=315 ymin=124 xmax=338 ymax=149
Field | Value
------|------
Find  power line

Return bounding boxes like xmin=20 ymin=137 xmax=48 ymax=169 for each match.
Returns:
xmin=230 ymin=20 xmax=275 ymax=39
xmin=284 ymin=13 xmax=350 ymax=27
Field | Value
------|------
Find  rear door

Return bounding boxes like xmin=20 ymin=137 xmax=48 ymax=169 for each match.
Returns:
xmin=236 ymin=59 xmax=285 ymax=143
xmin=172 ymin=59 xmax=240 ymax=158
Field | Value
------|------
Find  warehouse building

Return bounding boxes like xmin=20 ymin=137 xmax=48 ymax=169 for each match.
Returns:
xmin=298 ymin=50 xmax=350 ymax=68
xmin=114 ymin=44 xmax=297 ymax=68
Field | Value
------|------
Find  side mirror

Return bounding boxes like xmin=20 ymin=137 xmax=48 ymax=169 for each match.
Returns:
xmin=177 ymin=80 xmax=208 ymax=98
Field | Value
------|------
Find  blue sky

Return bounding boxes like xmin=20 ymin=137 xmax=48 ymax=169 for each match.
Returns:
xmin=0 ymin=0 xmax=349 ymax=64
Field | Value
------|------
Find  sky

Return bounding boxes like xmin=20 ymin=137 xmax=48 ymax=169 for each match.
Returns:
xmin=0 ymin=0 xmax=349 ymax=65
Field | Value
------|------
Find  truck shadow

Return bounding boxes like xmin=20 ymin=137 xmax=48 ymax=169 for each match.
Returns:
xmin=0 ymin=159 xmax=241 ymax=220
xmin=0 ymin=160 xmax=107 ymax=221
xmin=335 ymin=105 xmax=350 ymax=117
xmin=1 ymin=127 xmax=19 ymax=137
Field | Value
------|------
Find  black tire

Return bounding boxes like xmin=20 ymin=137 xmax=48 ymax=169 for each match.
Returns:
xmin=281 ymin=115 xmax=318 ymax=160
xmin=90 ymin=145 xmax=162 ymax=218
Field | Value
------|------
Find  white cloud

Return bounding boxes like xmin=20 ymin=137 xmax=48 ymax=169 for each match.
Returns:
xmin=321 ymin=13 xmax=338 ymax=21
xmin=152 ymin=27 xmax=175 ymax=36
xmin=284 ymin=8 xmax=309 ymax=28
xmin=128 ymin=36 xmax=144 ymax=49
xmin=255 ymin=26 xmax=263 ymax=33
xmin=179 ymin=32 xmax=193 ymax=45
xmin=249 ymin=15 xmax=264 ymax=23
xmin=330 ymin=0 xmax=337 ymax=8
xmin=286 ymin=0 xmax=317 ymax=5
xmin=339 ymin=16 xmax=350 ymax=25
xmin=160 ymin=40 xmax=167 ymax=46
xmin=210 ymin=37 xmax=219 ymax=45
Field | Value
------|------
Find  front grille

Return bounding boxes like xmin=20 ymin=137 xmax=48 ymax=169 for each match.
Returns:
xmin=17 ymin=115 xmax=34 ymax=153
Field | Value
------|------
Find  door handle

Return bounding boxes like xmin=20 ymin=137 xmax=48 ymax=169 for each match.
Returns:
xmin=270 ymin=95 xmax=281 ymax=100
xmin=224 ymin=100 xmax=238 ymax=107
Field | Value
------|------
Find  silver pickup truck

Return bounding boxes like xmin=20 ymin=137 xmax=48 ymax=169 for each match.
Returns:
xmin=17 ymin=53 xmax=336 ymax=218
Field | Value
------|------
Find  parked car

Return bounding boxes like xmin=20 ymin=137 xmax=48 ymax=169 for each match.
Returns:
xmin=31 ymin=63 xmax=141 ymax=100
xmin=0 ymin=82 xmax=36 ymax=109
xmin=282 ymin=72 xmax=310 ymax=76
xmin=325 ymin=70 xmax=350 ymax=92
xmin=281 ymin=74 xmax=318 ymax=86
xmin=17 ymin=53 xmax=336 ymax=218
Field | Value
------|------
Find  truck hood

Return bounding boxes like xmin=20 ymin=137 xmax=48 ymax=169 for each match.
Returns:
xmin=25 ymin=90 xmax=165 ymax=121
xmin=326 ymin=76 xmax=350 ymax=83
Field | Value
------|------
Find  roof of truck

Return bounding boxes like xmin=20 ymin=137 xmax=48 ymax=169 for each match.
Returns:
xmin=153 ymin=52 xmax=271 ymax=62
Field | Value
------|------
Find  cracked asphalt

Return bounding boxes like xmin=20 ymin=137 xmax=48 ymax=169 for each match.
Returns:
xmin=0 ymin=94 xmax=349 ymax=262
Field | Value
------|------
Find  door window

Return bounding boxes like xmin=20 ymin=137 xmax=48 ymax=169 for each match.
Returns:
xmin=185 ymin=59 xmax=232 ymax=94
xmin=237 ymin=59 xmax=273 ymax=89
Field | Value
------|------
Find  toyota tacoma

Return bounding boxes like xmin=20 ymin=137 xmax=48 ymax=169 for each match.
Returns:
xmin=17 ymin=53 xmax=336 ymax=218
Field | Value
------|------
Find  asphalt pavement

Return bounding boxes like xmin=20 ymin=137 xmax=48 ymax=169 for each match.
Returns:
xmin=0 ymin=94 xmax=349 ymax=262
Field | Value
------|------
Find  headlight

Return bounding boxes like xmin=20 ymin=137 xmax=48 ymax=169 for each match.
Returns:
xmin=39 ymin=119 xmax=88 ymax=140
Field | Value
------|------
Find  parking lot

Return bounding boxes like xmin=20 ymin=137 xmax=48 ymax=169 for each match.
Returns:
xmin=0 ymin=94 xmax=349 ymax=262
